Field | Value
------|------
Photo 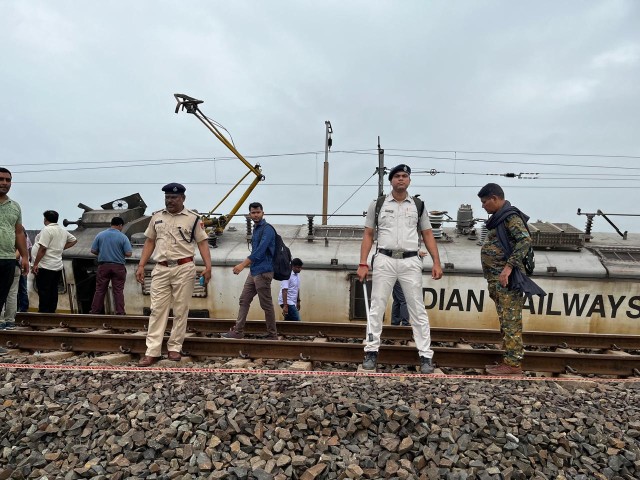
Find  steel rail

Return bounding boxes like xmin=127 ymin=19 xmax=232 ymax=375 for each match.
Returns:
xmin=1 ymin=330 xmax=639 ymax=376
xmin=15 ymin=313 xmax=640 ymax=350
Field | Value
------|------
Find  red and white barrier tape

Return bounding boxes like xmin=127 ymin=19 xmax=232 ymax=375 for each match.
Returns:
xmin=0 ymin=362 xmax=637 ymax=383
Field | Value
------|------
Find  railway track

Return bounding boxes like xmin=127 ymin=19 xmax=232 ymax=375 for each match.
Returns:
xmin=1 ymin=312 xmax=639 ymax=376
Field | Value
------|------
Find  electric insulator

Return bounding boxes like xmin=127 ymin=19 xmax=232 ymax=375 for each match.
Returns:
xmin=585 ymin=215 xmax=594 ymax=236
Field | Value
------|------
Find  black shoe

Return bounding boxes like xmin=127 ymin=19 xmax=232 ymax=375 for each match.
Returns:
xmin=362 ymin=351 xmax=378 ymax=371
xmin=4 ymin=322 xmax=15 ymax=330
xmin=420 ymin=356 xmax=434 ymax=374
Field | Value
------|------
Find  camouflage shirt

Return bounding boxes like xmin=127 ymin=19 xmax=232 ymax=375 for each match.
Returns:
xmin=481 ymin=214 xmax=532 ymax=280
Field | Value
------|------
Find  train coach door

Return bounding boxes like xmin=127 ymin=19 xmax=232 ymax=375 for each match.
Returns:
xmin=71 ymin=259 xmax=98 ymax=313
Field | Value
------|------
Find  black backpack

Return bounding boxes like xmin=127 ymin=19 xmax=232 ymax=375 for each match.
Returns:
xmin=257 ymin=224 xmax=293 ymax=281
xmin=516 ymin=217 xmax=536 ymax=276
xmin=499 ymin=215 xmax=536 ymax=276
xmin=523 ymin=243 xmax=535 ymax=275
xmin=272 ymin=227 xmax=293 ymax=281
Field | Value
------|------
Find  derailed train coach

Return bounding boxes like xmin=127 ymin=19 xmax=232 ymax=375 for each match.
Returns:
xmin=37 ymin=194 xmax=640 ymax=336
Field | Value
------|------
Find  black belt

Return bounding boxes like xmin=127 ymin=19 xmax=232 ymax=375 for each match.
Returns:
xmin=378 ymin=249 xmax=418 ymax=259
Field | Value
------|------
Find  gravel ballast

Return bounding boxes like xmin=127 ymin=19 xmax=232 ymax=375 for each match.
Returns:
xmin=1 ymin=368 xmax=639 ymax=479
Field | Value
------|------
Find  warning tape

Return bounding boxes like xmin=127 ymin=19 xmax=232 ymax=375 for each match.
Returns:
xmin=0 ymin=362 xmax=637 ymax=383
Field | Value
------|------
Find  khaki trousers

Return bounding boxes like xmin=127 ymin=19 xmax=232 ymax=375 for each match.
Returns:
xmin=145 ymin=262 xmax=195 ymax=357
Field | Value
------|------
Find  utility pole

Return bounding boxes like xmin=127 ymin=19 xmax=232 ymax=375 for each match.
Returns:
xmin=322 ymin=121 xmax=333 ymax=225
xmin=377 ymin=136 xmax=385 ymax=197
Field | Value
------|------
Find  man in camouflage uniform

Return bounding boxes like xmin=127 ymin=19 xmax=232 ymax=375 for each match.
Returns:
xmin=478 ymin=183 xmax=541 ymax=376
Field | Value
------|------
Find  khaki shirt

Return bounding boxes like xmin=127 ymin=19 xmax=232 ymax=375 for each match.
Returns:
xmin=144 ymin=208 xmax=207 ymax=262
xmin=364 ymin=194 xmax=432 ymax=251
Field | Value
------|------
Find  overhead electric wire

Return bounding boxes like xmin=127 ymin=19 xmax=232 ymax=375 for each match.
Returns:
xmin=7 ymin=147 xmax=640 ymax=179
xmin=375 ymin=152 xmax=640 ymax=171
xmin=13 ymin=180 xmax=640 ymax=189
xmin=12 ymin=158 xmax=219 ymax=174
xmin=385 ymin=148 xmax=640 ymax=160
xmin=412 ymin=171 xmax=640 ymax=180
xmin=4 ymin=149 xmax=377 ymax=168
xmin=327 ymin=172 xmax=377 ymax=220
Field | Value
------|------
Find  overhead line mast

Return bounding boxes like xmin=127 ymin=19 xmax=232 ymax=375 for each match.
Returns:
xmin=174 ymin=93 xmax=265 ymax=235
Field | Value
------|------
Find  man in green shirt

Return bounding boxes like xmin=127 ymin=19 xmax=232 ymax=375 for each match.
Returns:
xmin=0 ymin=168 xmax=29 ymax=347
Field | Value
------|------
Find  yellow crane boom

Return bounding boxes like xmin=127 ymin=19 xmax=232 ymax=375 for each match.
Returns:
xmin=174 ymin=93 xmax=265 ymax=235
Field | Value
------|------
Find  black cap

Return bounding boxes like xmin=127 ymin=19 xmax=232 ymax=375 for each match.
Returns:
xmin=388 ymin=164 xmax=411 ymax=181
xmin=162 ymin=183 xmax=186 ymax=194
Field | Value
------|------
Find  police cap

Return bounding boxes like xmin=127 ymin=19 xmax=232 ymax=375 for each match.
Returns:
xmin=388 ymin=164 xmax=411 ymax=181
xmin=162 ymin=183 xmax=186 ymax=194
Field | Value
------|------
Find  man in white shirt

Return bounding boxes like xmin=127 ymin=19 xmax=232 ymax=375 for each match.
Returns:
xmin=278 ymin=258 xmax=303 ymax=321
xmin=32 ymin=210 xmax=77 ymax=313
xmin=357 ymin=164 xmax=443 ymax=373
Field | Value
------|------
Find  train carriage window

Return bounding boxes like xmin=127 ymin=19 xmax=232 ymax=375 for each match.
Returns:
xmin=141 ymin=270 xmax=208 ymax=298
xmin=349 ymin=275 xmax=372 ymax=320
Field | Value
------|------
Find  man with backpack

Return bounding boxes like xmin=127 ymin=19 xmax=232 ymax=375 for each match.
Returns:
xmin=357 ymin=164 xmax=443 ymax=373
xmin=478 ymin=183 xmax=545 ymax=376
xmin=222 ymin=202 xmax=278 ymax=340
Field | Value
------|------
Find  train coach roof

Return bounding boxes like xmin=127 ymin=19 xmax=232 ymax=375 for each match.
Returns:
xmin=59 ymin=219 xmax=640 ymax=279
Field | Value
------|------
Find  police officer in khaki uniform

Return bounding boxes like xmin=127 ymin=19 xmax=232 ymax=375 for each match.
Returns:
xmin=136 ymin=183 xmax=212 ymax=367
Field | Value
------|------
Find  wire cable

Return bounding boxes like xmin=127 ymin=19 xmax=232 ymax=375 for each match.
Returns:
xmin=375 ymin=152 xmax=640 ymax=171
xmin=315 ymin=172 xmax=374 ymax=222
xmin=12 ymin=180 xmax=640 ymax=189
xmin=203 ymin=114 xmax=236 ymax=148
xmin=385 ymin=147 xmax=640 ymax=160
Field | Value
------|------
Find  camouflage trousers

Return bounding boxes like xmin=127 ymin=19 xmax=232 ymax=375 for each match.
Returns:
xmin=488 ymin=281 xmax=525 ymax=367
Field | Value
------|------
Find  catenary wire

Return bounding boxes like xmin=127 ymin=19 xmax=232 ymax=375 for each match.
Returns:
xmin=5 ymin=147 xmax=639 ymax=171
xmin=327 ymin=172 xmax=377 ymax=220
xmin=12 ymin=181 xmax=640 ymax=189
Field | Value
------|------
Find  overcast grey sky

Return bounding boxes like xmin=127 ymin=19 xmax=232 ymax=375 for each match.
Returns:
xmin=2 ymin=0 xmax=639 ymax=234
